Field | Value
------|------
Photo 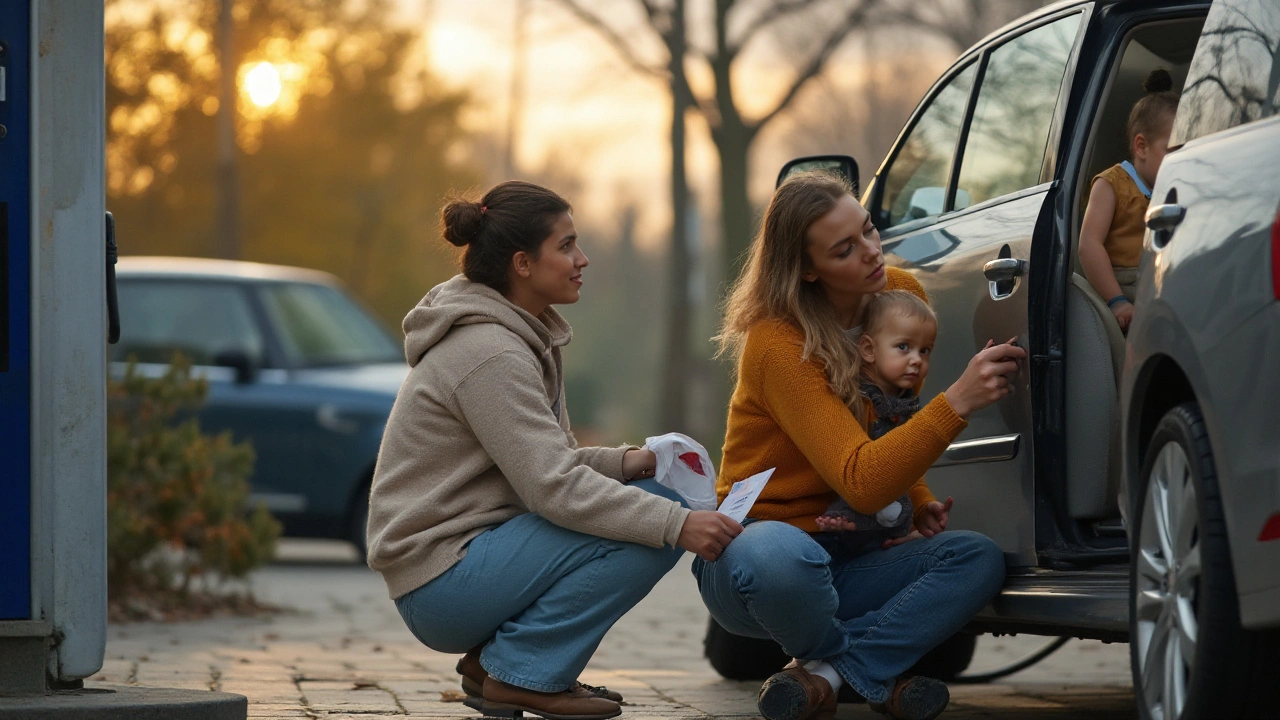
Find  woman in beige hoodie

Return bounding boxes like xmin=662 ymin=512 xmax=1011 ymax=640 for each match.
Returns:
xmin=366 ymin=181 xmax=741 ymax=720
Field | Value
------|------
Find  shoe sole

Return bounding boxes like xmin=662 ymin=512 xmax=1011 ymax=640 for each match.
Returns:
xmin=757 ymin=673 xmax=833 ymax=720
xmin=881 ymin=678 xmax=949 ymax=720
xmin=463 ymin=696 xmax=622 ymax=720
xmin=464 ymin=678 xmax=623 ymax=704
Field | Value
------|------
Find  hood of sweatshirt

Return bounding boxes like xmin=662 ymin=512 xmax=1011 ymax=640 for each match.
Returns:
xmin=402 ymin=275 xmax=573 ymax=368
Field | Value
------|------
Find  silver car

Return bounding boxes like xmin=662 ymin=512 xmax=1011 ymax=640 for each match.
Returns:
xmin=1120 ymin=1 xmax=1280 ymax=716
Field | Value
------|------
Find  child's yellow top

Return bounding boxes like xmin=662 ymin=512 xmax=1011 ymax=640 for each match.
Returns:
xmin=718 ymin=267 xmax=967 ymax=532
xmin=1094 ymin=163 xmax=1149 ymax=268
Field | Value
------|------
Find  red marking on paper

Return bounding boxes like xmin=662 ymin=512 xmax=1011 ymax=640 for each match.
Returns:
xmin=679 ymin=452 xmax=706 ymax=476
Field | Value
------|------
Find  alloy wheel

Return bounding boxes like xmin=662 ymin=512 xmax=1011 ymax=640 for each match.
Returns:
xmin=1135 ymin=441 xmax=1201 ymax=720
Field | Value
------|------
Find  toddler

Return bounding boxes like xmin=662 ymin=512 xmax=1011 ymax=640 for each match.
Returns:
xmin=1079 ymin=68 xmax=1180 ymax=333
xmin=815 ymin=290 xmax=946 ymax=553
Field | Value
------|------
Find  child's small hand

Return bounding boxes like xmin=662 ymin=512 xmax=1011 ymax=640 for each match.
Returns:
xmin=815 ymin=515 xmax=857 ymax=533
xmin=1112 ymin=302 xmax=1133 ymax=334
xmin=881 ymin=530 xmax=923 ymax=549
xmin=917 ymin=496 xmax=954 ymax=537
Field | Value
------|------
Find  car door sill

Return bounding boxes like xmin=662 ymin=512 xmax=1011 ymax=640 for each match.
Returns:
xmin=966 ymin=568 xmax=1129 ymax=641
xmin=932 ymin=434 xmax=1020 ymax=467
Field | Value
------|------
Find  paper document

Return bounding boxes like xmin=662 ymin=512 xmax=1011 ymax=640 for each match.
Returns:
xmin=716 ymin=468 xmax=775 ymax=522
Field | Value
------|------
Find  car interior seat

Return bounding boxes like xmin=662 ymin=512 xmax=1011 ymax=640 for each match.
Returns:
xmin=1065 ymin=274 xmax=1126 ymax=519
xmin=1064 ymin=18 xmax=1203 ymax=521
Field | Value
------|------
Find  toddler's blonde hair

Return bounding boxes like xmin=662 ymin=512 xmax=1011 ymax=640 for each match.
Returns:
xmin=862 ymin=289 xmax=937 ymax=339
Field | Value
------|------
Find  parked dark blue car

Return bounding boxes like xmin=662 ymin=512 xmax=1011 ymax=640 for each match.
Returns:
xmin=112 ymin=257 xmax=407 ymax=557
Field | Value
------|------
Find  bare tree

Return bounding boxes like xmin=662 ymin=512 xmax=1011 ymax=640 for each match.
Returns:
xmin=552 ymin=0 xmax=885 ymax=431
xmin=880 ymin=0 xmax=1051 ymax=54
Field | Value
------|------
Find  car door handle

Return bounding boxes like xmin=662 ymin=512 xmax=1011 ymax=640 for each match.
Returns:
xmin=1145 ymin=203 xmax=1185 ymax=231
xmin=983 ymin=258 xmax=1027 ymax=282
xmin=106 ymin=211 xmax=120 ymax=344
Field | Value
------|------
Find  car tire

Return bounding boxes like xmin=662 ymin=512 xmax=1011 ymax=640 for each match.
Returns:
xmin=1129 ymin=403 xmax=1280 ymax=720
xmin=908 ymin=632 xmax=977 ymax=681
xmin=703 ymin=618 xmax=788 ymax=681
xmin=703 ymin=619 xmax=976 ymax=686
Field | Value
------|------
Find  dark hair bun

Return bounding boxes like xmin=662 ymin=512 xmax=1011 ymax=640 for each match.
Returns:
xmin=441 ymin=200 xmax=485 ymax=247
xmin=1144 ymin=68 xmax=1173 ymax=93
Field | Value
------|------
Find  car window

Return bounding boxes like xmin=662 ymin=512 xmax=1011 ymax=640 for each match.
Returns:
xmin=878 ymin=62 xmax=978 ymax=230
xmin=954 ymin=13 xmax=1081 ymax=208
xmin=113 ymin=281 xmax=263 ymax=365
xmin=1172 ymin=0 xmax=1280 ymax=146
xmin=258 ymin=282 xmax=402 ymax=367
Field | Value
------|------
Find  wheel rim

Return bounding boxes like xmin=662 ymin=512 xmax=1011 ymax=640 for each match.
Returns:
xmin=1136 ymin=441 xmax=1201 ymax=720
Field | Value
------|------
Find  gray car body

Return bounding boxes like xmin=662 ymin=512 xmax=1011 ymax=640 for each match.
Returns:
xmin=1120 ymin=113 xmax=1280 ymax=630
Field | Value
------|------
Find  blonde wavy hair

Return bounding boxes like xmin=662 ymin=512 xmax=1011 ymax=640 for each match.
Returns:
xmin=715 ymin=170 xmax=868 ymax=420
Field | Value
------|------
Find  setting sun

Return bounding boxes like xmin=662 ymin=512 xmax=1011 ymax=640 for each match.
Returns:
xmin=244 ymin=61 xmax=282 ymax=108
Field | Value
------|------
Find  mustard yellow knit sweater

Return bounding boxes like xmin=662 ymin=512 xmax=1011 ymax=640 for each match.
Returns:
xmin=718 ymin=268 xmax=968 ymax=532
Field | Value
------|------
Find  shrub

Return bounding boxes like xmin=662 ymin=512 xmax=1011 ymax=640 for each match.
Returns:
xmin=107 ymin=354 xmax=281 ymax=600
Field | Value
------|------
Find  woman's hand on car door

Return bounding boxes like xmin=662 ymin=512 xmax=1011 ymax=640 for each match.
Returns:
xmin=943 ymin=339 xmax=1027 ymax=418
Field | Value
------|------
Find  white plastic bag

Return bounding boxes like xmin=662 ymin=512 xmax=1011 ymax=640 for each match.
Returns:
xmin=644 ymin=432 xmax=718 ymax=511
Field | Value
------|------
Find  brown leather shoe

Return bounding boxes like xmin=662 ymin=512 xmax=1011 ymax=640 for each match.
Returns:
xmin=868 ymin=676 xmax=949 ymax=720
xmin=756 ymin=660 xmax=837 ymax=720
xmin=457 ymin=647 xmax=624 ymax=702
xmin=471 ymin=676 xmax=621 ymax=720
xmin=457 ymin=645 xmax=488 ymax=697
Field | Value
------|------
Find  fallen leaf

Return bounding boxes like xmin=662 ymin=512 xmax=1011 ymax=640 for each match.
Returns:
xmin=440 ymin=690 xmax=467 ymax=702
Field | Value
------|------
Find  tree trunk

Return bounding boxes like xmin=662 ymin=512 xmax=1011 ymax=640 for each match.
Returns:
xmin=660 ymin=0 xmax=692 ymax=432
xmin=215 ymin=0 xmax=240 ymax=260
xmin=716 ymin=118 xmax=753 ymax=282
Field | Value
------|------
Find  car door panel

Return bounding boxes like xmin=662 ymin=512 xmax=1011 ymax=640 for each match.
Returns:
xmin=886 ymin=191 xmax=1043 ymax=565
xmin=871 ymin=11 xmax=1083 ymax=565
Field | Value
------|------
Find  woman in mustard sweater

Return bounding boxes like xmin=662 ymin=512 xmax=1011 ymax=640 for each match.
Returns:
xmin=697 ymin=171 xmax=1026 ymax=720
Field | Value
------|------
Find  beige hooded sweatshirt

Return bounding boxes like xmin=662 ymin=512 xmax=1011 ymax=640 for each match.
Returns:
xmin=366 ymin=275 xmax=690 ymax=599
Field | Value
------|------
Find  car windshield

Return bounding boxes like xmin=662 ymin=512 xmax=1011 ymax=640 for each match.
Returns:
xmin=258 ymin=282 xmax=402 ymax=367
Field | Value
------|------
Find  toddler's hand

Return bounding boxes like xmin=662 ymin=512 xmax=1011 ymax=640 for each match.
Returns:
xmin=1112 ymin=302 xmax=1133 ymax=334
xmin=881 ymin=530 xmax=923 ymax=549
xmin=815 ymin=515 xmax=857 ymax=533
xmin=917 ymin=497 xmax=953 ymax=537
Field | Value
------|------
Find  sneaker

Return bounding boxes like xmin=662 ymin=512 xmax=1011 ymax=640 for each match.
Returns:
xmin=757 ymin=660 xmax=837 ymax=720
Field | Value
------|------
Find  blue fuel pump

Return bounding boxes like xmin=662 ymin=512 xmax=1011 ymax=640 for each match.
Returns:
xmin=0 ymin=0 xmax=33 ymax=624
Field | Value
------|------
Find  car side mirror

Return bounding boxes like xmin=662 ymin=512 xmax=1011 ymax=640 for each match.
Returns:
xmin=213 ymin=349 xmax=259 ymax=385
xmin=776 ymin=155 xmax=859 ymax=193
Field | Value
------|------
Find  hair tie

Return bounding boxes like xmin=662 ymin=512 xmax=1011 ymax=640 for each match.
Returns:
xmin=480 ymin=205 xmax=488 ymax=215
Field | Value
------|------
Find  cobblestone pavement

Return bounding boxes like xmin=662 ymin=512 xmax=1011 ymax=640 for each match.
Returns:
xmin=92 ymin=540 xmax=1137 ymax=719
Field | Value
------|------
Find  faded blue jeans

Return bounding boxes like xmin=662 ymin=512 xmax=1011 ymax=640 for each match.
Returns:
xmin=692 ymin=521 xmax=1004 ymax=704
xmin=394 ymin=479 xmax=685 ymax=692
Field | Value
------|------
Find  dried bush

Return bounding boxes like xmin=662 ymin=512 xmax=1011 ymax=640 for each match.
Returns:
xmin=107 ymin=354 xmax=281 ymax=602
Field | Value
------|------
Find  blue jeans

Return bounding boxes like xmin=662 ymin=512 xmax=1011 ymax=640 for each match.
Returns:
xmin=692 ymin=521 xmax=1004 ymax=703
xmin=394 ymin=479 xmax=685 ymax=692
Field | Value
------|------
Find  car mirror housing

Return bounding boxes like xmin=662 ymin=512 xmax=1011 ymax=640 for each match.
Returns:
xmin=776 ymin=155 xmax=859 ymax=193
xmin=213 ymin=349 xmax=259 ymax=385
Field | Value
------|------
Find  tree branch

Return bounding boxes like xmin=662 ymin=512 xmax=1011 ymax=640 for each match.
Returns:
xmin=547 ymin=0 xmax=667 ymax=80
xmin=729 ymin=0 xmax=820 ymax=60
xmin=749 ymin=0 xmax=876 ymax=137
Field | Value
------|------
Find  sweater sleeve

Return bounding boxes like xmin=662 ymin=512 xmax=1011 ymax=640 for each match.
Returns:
xmin=756 ymin=338 xmax=966 ymax=515
xmin=451 ymin=351 xmax=689 ymax=548
xmin=908 ymin=478 xmax=938 ymax=525
xmin=573 ymin=445 xmax=634 ymax=480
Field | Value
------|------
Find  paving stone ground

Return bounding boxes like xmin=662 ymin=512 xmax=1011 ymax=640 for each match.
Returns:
xmin=91 ymin=540 xmax=1137 ymax=719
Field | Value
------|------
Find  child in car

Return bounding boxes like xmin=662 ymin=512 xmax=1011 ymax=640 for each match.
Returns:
xmin=815 ymin=290 xmax=953 ymax=553
xmin=1079 ymin=68 xmax=1180 ymax=333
